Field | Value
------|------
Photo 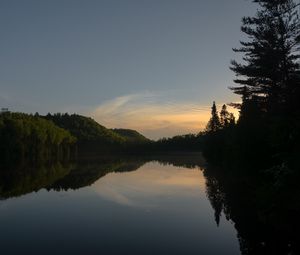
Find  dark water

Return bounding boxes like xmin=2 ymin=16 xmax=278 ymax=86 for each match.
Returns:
xmin=0 ymin=156 xmax=298 ymax=255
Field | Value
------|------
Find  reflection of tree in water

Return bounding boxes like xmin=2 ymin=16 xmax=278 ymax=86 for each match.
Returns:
xmin=146 ymin=152 xmax=206 ymax=169
xmin=0 ymin=154 xmax=206 ymax=200
xmin=49 ymin=154 xmax=206 ymax=191
xmin=3 ymin=154 xmax=299 ymax=254
xmin=205 ymin=175 xmax=224 ymax=226
xmin=49 ymin=159 xmax=146 ymax=191
xmin=0 ymin=162 xmax=72 ymax=199
xmin=204 ymin=166 xmax=300 ymax=255
xmin=0 ymin=159 xmax=147 ymax=199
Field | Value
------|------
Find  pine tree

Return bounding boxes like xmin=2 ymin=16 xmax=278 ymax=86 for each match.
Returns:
xmin=228 ymin=113 xmax=236 ymax=126
xmin=230 ymin=0 xmax=300 ymax=116
xmin=220 ymin=104 xmax=230 ymax=128
xmin=228 ymin=0 xmax=300 ymax=170
xmin=206 ymin=102 xmax=221 ymax=132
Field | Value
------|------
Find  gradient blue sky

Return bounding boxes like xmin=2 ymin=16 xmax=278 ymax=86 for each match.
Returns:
xmin=0 ymin=0 xmax=255 ymax=139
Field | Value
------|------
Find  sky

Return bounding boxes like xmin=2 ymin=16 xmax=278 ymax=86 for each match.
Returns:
xmin=0 ymin=0 xmax=255 ymax=139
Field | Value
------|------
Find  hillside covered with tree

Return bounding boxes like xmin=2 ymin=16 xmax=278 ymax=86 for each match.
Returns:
xmin=112 ymin=128 xmax=149 ymax=143
xmin=0 ymin=112 xmax=76 ymax=162
xmin=44 ymin=113 xmax=127 ymax=153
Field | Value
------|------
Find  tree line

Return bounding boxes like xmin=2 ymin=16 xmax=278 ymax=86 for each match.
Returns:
xmin=0 ymin=112 xmax=76 ymax=162
xmin=0 ymin=112 xmax=153 ymax=162
xmin=203 ymin=0 xmax=300 ymax=174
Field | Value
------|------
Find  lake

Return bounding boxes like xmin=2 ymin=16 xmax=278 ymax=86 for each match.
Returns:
xmin=0 ymin=155 xmax=291 ymax=255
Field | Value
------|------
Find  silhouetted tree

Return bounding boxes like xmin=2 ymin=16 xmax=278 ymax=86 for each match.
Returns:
xmin=205 ymin=175 xmax=224 ymax=226
xmin=228 ymin=113 xmax=236 ymax=126
xmin=230 ymin=0 xmax=300 ymax=117
xmin=206 ymin=102 xmax=221 ymax=132
xmin=220 ymin=104 xmax=230 ymax=128
xmin=210 ymin=0 xmax=300 ymax=171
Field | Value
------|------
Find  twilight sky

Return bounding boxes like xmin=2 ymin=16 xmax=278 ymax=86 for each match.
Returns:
xmin=0 ymin=0 xmax=255 ymax=139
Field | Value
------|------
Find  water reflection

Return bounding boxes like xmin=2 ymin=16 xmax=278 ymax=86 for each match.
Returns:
xmin=0 ymin=155 xmax=241 ymax=255
xmin=0 ymin=162 xmax=72 ymax=199
xmin=203 ymin=166 xmax=300 ymax=255
xmin=92 ymin=162 xmax=206 ymax=208
xmin=0 ymin=155 xmax=298 ymax=254
xmin=0 ymin=154 xmax=206 ymax=199
xmin=49 ymin=159 xmax=146 ymax=191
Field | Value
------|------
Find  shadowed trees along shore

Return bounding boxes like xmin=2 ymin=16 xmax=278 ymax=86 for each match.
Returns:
xmin=0 ymin=112 xmax=76 ymax=162
xmin=0 ymin=112 xmax=154 ymax=162
xmin=0 ymin=111 xmax=204 ymax=163
xmin=203 ymin=0 xmax=300 ymax=173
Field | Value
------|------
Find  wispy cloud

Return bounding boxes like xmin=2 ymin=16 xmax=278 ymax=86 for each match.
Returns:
xmin=90 ymin=92 xmax=238 ymax=140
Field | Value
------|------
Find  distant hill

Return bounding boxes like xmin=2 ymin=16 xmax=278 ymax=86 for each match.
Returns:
xmin=44 ymin=114 xmax=151 ymax=154
xmin=44 ymin=114 xmax=125 ymax=152
xmin=111 ymin=128 xmax=150 ymax=143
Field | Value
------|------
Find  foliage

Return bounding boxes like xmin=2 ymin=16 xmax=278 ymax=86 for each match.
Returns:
xmin=44 ymin=114 xmax=154 ymax=154
xmin=45 ymin=113 xmax=125 ymax=144
xmin=220 ymin=104 xmax=235 ymax=127
xmin=154 ymin=134 xmax=203 ymax=152
xmin=0 ymin=112 xmax=76 ymax=162
xmin=112 ymin=128 xmax=149 ymax=143
xmin=202 ymin=3 xmax=300 ymax=251
xmin=204 ymin=0 xmax=300 ymax=173
xmin=230 ymin=0 xmax=300 ymax=114
xmin=206 ymin=101 xmax=221 ymax=132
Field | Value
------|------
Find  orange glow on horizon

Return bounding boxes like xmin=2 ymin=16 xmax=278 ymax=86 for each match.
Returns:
xmin=91 ymin=93 xmax=240 ymax=139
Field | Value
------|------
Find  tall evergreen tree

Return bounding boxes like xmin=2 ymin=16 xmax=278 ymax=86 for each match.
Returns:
xmin=230 ymin=0 xmax=300 ymax=116
xmin=206 ymin=102 xmax=221 ymax=132
xmin=228 ymin=0 xmax=300 ymax=170
xmin=220 ymin=104 xmax=230 ymax=127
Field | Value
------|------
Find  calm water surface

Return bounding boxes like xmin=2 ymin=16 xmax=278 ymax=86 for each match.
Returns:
xmin=0 ymin=160 xmax=240 ymax=255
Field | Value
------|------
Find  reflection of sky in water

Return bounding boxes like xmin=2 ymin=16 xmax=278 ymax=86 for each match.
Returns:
xmin=0 ymin=161 xmax=240 ymax=255
xmin=92 ymin=162 xmax=206 ymax=208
